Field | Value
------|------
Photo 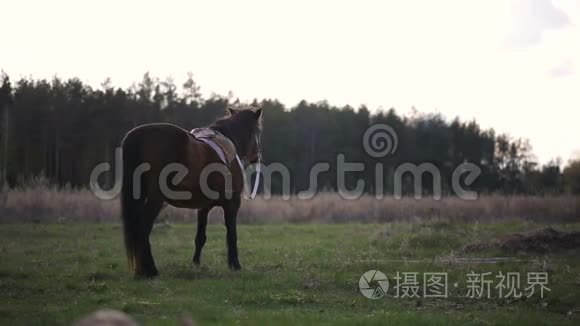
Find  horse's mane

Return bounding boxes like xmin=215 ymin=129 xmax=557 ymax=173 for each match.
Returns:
xmin=210 ymin=108 xmax=262 ymax=156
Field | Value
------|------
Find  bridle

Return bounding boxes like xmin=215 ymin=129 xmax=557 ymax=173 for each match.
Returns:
xmin=255 ymin=129 xmax=263 ymax=163
xmin=249 ymin=129 xmax=263 ymax=199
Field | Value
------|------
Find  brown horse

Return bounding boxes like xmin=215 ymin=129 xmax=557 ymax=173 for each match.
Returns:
xmin=120 ymin=107 xmax=262 ymax=277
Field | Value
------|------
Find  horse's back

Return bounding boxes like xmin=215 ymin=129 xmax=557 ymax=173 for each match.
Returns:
xmin=123 ymin=123 xmax=189 ymax=145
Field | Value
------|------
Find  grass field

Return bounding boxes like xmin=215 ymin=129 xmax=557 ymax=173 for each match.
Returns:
xmin=1 ymin=221 xmax=579 ymax=325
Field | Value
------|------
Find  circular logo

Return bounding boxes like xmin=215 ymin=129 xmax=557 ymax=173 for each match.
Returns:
xmin=359 ymin=270 xmax=389 ymax=299
xmin=363 ymin=124 xmax=398 ymax=158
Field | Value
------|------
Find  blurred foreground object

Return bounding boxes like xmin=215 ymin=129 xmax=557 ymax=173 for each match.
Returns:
xmin=73 ymin=309 xmax=138 ymax=326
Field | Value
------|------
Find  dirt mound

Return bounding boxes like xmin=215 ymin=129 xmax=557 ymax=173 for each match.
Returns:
xmin=463 ymin=227 xmax=580 ymax=254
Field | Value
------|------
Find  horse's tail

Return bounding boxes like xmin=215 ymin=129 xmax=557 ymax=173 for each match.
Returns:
xmin=120 ymin=132 xmax=143 ymax=273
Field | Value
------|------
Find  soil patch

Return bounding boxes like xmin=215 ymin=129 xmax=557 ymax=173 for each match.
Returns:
xmin=462 ymin=227 xmax=580 ymax=254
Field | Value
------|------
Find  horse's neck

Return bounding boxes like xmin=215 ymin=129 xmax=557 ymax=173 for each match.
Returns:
xmin=211 ymin=124 xmax=248 ymax=155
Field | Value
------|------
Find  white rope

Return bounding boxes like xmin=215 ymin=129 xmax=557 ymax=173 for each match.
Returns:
xmin=250 ymin=163 xmax=260 ymax=199
xmin=234 ymin=134 xmax=261 ymax=199
xmin=234 ymin=154 xmax=246 ymax=191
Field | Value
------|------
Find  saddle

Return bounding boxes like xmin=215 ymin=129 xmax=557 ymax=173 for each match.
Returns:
xmin=190 ymin=127 xmax=260 ymax=199
xmin=190 ymin=128 xmax=241 ymax=169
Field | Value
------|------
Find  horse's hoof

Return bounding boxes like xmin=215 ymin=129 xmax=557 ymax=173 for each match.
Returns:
xmin=229 ymin=263 xmax=242 ymax=271
xmin=135 ymin=267 xmax=159 ymax=279
xmin=148 ymin=268 xmax=159 ymax=277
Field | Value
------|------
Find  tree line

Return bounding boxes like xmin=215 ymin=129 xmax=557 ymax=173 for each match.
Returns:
xmin=0 ymin=72 xmax=579 ymax=195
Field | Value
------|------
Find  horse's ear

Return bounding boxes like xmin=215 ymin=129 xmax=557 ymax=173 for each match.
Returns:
xmin=226 ymin=107 xmax=237 ymax=116
xmin=254 ymin=108 xmax=263 ymax=120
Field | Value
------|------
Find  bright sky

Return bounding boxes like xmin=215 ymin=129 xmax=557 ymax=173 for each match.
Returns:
xmin=1 ymin=0 xmax=579 ymax=164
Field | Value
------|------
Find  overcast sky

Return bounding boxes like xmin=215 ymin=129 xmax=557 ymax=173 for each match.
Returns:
xmin=1 ymin=0 xmax=579 ymax=164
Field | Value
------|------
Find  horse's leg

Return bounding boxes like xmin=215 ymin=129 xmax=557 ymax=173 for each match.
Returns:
xmin=223 ymin=193 xmax=242 ymax=270
xmin=193 ymin=206 xmax=211 ymax=265
xmin=136 ymin=198 xmax=163 ymax=277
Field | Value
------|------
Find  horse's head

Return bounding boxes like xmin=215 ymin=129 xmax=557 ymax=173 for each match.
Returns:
xmin=214 ymin=107 xmax=263 ymax=164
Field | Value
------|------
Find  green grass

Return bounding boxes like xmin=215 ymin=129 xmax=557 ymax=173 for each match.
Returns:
xmin=1 ymin=221 xmax=579 ymax=325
